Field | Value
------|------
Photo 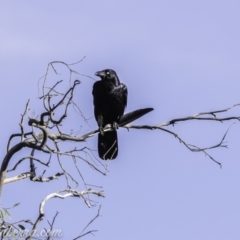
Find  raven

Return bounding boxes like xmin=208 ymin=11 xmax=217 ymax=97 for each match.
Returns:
xmin=92 ymin=69 xmax=128 ymax=160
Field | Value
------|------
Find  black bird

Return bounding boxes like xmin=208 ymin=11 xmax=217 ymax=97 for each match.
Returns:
xmin=92 ymin=69 xmax=128 ymax=160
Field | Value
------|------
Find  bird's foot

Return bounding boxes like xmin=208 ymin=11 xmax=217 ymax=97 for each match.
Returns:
xmin=100 ymin=126 xmax=104 ymax=135
xmin=112 ymin=122 xmax=119 ymax=130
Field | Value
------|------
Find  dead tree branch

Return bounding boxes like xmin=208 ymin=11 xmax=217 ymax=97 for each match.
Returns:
xmin=1 ymin=60 xmax=240 ymax=239
xmin=3 ymin=172 xmax=64 ymax=184
xmin=1 ymin=71 xmax=240 ymax=194
xmin=73 ymin=205 xmax=101 ymax=240
xmin=26 ymin=189 xmax=104 ymax=240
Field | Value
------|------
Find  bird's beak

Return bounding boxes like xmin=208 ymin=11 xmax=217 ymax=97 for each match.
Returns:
xmin=95 ymin=71 xmax=105 ymax=78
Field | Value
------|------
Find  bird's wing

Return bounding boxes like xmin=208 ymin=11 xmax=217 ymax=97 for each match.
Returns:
xmin=111 ymin=83 xmax=128 ymax=108
xmin=92 ymin=81 xmax=102 ymax=102
xmin=92 ymin=81 xmax=105 ymax=121
xmin=121 ymin=83 xmax=128 ymax=109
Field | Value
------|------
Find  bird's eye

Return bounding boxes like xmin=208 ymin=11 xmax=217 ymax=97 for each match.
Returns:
xmin=106 ymin=71 xmax=110 ymax=75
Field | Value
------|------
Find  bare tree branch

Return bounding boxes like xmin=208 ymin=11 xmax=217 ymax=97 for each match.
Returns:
xmin=7 ymin=155 xmax=50 ymax=173
xmin=46 ymin=211 xmax=59 ymax=240
xmin=19 ymin=99 xmax=30 ymax=142
xmin=156 ymin=103 xmax=240 ymax=127
xmin=3 ymin=172 xmax=64 ymax=185
xmin=26 ymin=189 xmax=104 ymax=240
xmin=1 ymin=60 xmax=240 ymax=239
xmin=73 ymin=205 xmax=101 ymax=240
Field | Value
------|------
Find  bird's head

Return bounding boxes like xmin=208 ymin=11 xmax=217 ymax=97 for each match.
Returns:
xmin=95 ymin=69 xmax=118 ymax=81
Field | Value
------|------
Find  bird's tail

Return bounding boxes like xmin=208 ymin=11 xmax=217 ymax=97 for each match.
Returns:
xmin=98 ymin=131 xmax=118 ymax=160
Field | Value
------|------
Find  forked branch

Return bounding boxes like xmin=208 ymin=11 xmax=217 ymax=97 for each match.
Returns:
xmin=26 ymin=189 xmax=104 ymax=240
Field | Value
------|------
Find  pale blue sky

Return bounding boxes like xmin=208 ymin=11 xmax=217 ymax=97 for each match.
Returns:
xmin=1 ymin=1 xmax=240 ymax=239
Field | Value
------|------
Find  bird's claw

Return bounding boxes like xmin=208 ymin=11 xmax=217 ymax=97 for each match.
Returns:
xmin=100 ymin=127 xmax=104 ymax=135
xmin=112 ymin=122 xmax=119 ymax=130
